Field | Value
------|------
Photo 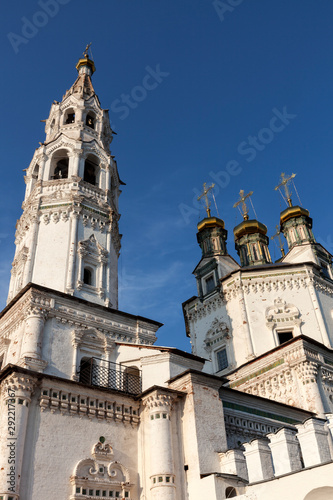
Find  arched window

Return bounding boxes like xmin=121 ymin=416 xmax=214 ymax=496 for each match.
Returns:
xmin=83 ymin=267 xmax=94 ymax=286
xmin=53 ymin=158 xmax=68 ymax=179
xmin=226 ymin=486 xmax=237 ymax=498
xmin=64 ymin=108 xmax=75 ymax=124
xmin=86 ymin=113 xmax=95 ymax=129
xmin=32 ymin=164 xmax=39 ymax=180
xmin=84 ymin=158 xmax=98 ymax=186
xmin=123 ymin=366 xmax=141 ymax=394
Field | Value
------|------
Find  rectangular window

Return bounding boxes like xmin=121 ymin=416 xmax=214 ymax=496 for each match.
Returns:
xmin=205 ymin=275 xmax=215 ymax=293
xmin=216 ymin=348 xmax=228 ymax=371
xmin=320 ymin=261 xmax=331 ymax=279
xmin=277 ymin=331 xmax=293 ymax=345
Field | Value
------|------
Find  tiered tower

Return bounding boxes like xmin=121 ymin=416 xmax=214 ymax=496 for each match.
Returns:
xmin=8 ymin=51 xmax=123 ymax=308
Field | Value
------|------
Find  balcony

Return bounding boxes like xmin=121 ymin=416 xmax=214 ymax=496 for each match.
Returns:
xmin=78 ymin=357 xmax=142 ymax=396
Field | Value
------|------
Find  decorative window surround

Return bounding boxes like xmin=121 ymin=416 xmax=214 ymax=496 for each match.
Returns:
xmin=77 ymin=235 xmax=108 ymax=297
xmin=265 ymin=297 xmax=302 ymax=343
xmin=70 ymin=440 xmax=133 ymax=500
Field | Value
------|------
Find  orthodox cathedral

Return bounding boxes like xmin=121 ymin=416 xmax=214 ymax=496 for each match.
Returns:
xmin=0 ymin=52 xmax=332 ymax=500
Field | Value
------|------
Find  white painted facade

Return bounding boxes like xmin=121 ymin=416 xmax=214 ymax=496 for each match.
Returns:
xmin=0 ymin=54 xmax=333 ymax=500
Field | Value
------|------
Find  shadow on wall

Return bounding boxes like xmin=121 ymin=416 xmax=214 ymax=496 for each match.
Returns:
xmin=303 ymin=487 xmax=333 ymax=500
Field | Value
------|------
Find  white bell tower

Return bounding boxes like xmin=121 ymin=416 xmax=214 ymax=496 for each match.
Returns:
xmin=8 ymin=51 xmax=123 ymax=308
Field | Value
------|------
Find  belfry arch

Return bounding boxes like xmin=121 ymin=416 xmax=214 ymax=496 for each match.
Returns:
xmin=50 ymin=148 xmax=70 ymax=179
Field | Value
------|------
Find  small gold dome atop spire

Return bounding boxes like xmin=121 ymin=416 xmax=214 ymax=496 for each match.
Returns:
xmin=76 ymin=43 xmax=95 ymax=75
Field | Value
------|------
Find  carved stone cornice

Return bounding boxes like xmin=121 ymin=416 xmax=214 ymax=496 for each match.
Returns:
xmin=223 ymin=271 xmax=308 ymax=301
xmin=39 ymin=381 xmax=140 ymax=424
xmin=310 ymin=274 xmax=333 ymax=296
xmin=184 ymin=295 xmax=224 ymax=322
xmin=142 ymin=390 xmax=177 ymax=412
xmin=3 ymin=373 xmax=37 ymax=396
xmin=294 ymin=360 xmax=319 ymax=384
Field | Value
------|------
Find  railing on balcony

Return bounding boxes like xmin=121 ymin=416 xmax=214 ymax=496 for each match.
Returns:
xmin=78 ymin=357 xmax=142 ymax=395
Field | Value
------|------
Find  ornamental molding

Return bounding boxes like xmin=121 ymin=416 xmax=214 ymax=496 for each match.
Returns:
xmin=142 ymin=390 xmax=177 ymax=411
xmin=0 ymin=290 xmax=52 ymax=337
xmin=322 ymin=367 xmax=333 ymax=385
xmin=92 ymin=441 xmax=113 ymax=461
xmin=11 ymin=246 xmax=29 ymax=272
xmin=310 ymin=274 xmax=333 ymax=296
xmin=223 ymin=271 xmax=308 ymax=301
xmin=70 ymin=442 xmax=132 ymax=500
xmin=39 ymin=382 xmax=140 ymax=425
xmin=185 ymin=296 xmax=225 ymax=322
xmin=294 ymin=360 xmax=319 ymax=384
xmin=52 ymin=305 xmax=155 ymax=346
xmin=204 ymin=318 xmax=231 ymax=354
xmin=3 ymin=373 xmax=37 ymax=396
xmin=72 ymin=328 xmax=115 ymax=353
xmin=78 ymin=234 xmax=108 ymax=260
xmin=45 ymin=137 xmax=76 ymax=156
xmin=265 ymin=297 xmax=301 ymax=331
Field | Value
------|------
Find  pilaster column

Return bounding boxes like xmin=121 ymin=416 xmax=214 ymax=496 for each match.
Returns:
xmin=69 ymin=151 xmax=81 ymax=178
xmin=307 ymin=276 xmax=331 ymax=347
xmin=71 ymin=331 xmax=82 ymax=381
xmin=0 ymin=373 xmax=36 ymax=500
xmin=105 ymin=165 xmax=111 ymax=192
xmin=37 ymin=153 xmax=47 ymax=181
xmin=66 ymin=212 xmax=80 ymax=294
xmin=21 ymin=307 xmax=47 ymax=361
xmin=142 ymin=390 xmax=177 ymax=500
xmin=295 ymin=361 xmax=325 ymax=416
xmin=237 ymin=285 xmax=255 ymax=359
xmin=105 ymin=224 xmax=112 ymax=306
xmin=22 ymin=215 xmax=40 ymax=287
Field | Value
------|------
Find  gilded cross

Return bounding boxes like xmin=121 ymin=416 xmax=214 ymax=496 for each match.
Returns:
xmin=83 ymin=42 xmax=92 ymax=57
xmin=274 ymin=172 xmax=296 ymax=207
xmin=197 ymin=182 xmax=215 ymax=218
xmin=233 ymin=189 xmax=253 ymax=221
xmin=271 ymin=224 xmax=285 ymax=257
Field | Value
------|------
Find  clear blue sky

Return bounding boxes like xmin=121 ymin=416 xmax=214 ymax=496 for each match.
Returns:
xmin=1 ymin=0 xmax=333 ymax=351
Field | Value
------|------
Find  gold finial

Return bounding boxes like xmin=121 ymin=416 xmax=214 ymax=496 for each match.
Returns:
xmin=271 ymin=224 xmax=285 ymax=257
xmin=233 ymin=189 xmax=253 ymax=221
xmin=83 ymin=42 xmax=92 ymax=58
xmin=275 ymin=172 xmax=296 ymax=207
xmin=197 ymin=182 xmax=215 ymax=218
